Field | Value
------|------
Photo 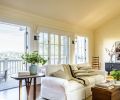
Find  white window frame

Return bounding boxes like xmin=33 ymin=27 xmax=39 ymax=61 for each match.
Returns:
xmin=39 ymin=32 xmax=49 ymax=64
xmin=39 ymin=32 xmax=70 ymax=64
xmin=75 ymin=36 xmax=88 ymax=64
xmin=60 ymin=35 xmax=70 ymax=64
xmin=49 ymin=34 xmax=59 ymax=64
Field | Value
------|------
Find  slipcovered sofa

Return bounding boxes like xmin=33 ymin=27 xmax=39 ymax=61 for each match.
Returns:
xmin=40 ymin=64 xmax=105 ymax=100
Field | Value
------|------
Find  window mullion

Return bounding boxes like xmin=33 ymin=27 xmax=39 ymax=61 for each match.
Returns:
xmin=54 ymin=35 xmax=55 ymax=64
xmin=58 ymin=35 xmax=61 ymax=64
xmin=48 ymin=33 xmax=51 ymax=64
xmin=67 ymin=37 xmax=69 ymax=64
xmin=43 ymin=33 xmax=45 ymax=57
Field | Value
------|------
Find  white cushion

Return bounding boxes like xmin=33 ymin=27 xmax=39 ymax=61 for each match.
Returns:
xmin=80 ymin=76 xmax=95 ymax=85
xmin=76 ymin=64 xmax=92 ymax=69
xmin=79 ymin=67 xmax=92 ymax=70
xmin=70 ymin=64 xmax=78 ymax=71
xmin=75 ymin=72 xmax=98 ymax=77
xmin=50 ymin=70 xmax=70 ymax=80
xmin=89 ymin=75 xmax=105 ymax=84
xmin=80 ymin=74 xmax=105 ymax=85
xmin=44 ymin=64 xmax=64 ymax=75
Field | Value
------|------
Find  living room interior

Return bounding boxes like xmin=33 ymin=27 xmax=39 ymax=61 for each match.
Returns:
xmin=0 ymin=0 xmax=120 ymax=100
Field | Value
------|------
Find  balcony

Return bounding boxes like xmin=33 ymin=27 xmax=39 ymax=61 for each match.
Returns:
xmin=0 ymin=58 xmax=27 ymax=91
xmin=0 ymin=58 xmax=26 ymax=75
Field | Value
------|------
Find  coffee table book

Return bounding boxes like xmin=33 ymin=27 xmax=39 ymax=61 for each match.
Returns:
xmin=18 ymin=71 xmax=30 ymax=76
xmin=95 ymin=81 xmax=114 ymax=89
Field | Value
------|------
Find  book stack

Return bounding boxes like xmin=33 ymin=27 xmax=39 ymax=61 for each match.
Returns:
xmin=95 ymin=81 xmax=114 ymax=89
xmin=18 ymin=71 xmax=30 ymax=77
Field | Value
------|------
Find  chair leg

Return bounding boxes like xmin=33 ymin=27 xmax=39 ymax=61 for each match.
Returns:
xmin=4 ymin=70 xmax=8 ymax=82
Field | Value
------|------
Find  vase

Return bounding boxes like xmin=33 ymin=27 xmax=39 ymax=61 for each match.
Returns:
xmin=109 ymin=56 xmax=113 ymax=63
xmin=29 ymin=64 xmax=37 ymax=75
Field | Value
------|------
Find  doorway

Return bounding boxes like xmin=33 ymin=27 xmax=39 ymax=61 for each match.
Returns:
xmin=0 ymin=22 xmax=28 ymax=90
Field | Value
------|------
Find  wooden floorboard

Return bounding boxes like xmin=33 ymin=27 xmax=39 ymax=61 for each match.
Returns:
xmin=0 ymin=84 xmax=41 ymax=100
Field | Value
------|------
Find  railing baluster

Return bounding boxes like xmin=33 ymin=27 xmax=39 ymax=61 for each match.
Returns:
xmin=0 ymin=62 xmax=1 ymax=74
xmin=10 ymin=61 xmax=11 ymax=74
xmin=0 ymin=59 xmax=25 ymax=75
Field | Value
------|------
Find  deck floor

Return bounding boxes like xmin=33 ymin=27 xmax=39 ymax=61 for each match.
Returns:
xmin=0 ymin=78 xmax=19 ymax=91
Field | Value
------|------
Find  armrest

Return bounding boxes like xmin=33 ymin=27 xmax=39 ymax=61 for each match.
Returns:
xmin=41 ymin=76 xmax=69 ymax=89
xmin=41 ymin=76 xmax=69 ymax=100
xmin=95 ymin=70 xmax=105 ymax=76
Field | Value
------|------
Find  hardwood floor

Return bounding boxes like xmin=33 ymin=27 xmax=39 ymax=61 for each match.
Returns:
xmin=0 ymin=84 xmax=41 ymax=100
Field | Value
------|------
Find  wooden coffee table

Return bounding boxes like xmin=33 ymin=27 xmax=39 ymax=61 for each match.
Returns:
xmin=91 ymin=86 xmax=120 ymax=100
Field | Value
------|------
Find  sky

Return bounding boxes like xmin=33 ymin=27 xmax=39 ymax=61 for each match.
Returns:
xmin=0 ymin=22 xmax=26 ymax=53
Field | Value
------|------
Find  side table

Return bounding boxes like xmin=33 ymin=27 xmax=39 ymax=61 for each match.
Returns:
xmin=91 ymin=86 xmax=120 ymax=100
xmin=11 ymin=73 xmax=45 ymax=100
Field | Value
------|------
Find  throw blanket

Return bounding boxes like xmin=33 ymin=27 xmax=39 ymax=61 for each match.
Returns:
xmin=69 ymin=65 xmax=99 ymax=85
xmin=72 ymin=69 xmax=98 ymax=78
xmin=62 ymin=64 xmax=90 ymax=86
xmin=50 ymin=64 xmax=98 ymax=86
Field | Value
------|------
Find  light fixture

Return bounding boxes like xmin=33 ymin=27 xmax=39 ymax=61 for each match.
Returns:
xmin=34 ymin=35 xmax=39 ymax=40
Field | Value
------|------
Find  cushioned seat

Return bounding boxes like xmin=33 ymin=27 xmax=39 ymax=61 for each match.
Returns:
xmin=80 ymin=74 xmax=105 ymax=85
xmin=89 ymin=74 xmax=105 ymax=84
xmin=80 ymin=76 xmax=95 ymax=85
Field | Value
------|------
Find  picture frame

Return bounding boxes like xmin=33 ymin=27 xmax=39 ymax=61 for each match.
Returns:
xmin=115 ymin=41 xmax=120 ymax=62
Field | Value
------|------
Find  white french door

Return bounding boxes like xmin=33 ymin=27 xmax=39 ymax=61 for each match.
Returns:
xmin=0 ymin=22 xmax=29 ymax=90
xmin=0 ymin=22 xmax=29 ymax=75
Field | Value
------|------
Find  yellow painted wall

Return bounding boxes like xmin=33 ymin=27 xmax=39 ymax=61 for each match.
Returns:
xmin=94 ymin=15 xmax=120 ymax=69
xmin=0 ymin=5 xmax=94 ymax=64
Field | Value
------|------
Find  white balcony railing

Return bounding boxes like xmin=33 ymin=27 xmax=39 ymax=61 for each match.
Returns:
xmin=0 ymin=59 xmax=26 ymax=75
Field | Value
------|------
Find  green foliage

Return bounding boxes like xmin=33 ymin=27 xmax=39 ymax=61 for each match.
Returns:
xmin=110 ymin=70 xmax=120 ymax=80
xmin=21 ymin=51 xmax=47 ymax=65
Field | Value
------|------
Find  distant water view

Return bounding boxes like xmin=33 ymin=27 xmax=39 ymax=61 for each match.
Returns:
xmin=0 ymin=52 xmax=23 ymax=60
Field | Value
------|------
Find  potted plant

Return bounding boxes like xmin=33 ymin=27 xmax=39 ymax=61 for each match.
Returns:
xmin=110 ymin=70 xmax=120 ymax=83
xmin=21 ymin=51 xmax=47 ymax=75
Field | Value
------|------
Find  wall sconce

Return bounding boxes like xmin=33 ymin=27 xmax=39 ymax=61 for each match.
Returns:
xmin=72 ymin=38 xmax=77 ymax=44
xmin=34 ymin=35 xmax=39 ymax=40
xmin=72 ymin=40 xmax=75 ymax=44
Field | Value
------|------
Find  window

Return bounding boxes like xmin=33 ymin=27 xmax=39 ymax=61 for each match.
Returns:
xmin=39 ymin=32 xmax=49 ymax=64
xmin=50 ymin=34 xmax=59 ymax=64
xmin=39 ymin=32 xmax=70 ymax=64
xmin=61 ymin=36 xmax=69 ymax=64
xmin=75 ymin=36 xmax=88 ymax=64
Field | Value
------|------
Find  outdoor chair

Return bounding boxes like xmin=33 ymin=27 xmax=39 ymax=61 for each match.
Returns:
xmin=0 ymin=70 xmax=8 ymax=82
